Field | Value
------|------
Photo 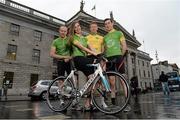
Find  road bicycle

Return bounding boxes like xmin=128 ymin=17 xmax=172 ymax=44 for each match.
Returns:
xmin=47 ymin=56 xmax=130 ymax=114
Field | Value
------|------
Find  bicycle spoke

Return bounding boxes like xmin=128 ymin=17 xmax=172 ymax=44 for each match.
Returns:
xmin=46 ymin=76 xmax=74 ymax=112
xmin=92 ymin=71 xmax=130 ymax=114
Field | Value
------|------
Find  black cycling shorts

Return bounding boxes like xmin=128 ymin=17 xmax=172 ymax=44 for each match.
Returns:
xmin=106 ymin=55 xmax=125 ymax=74
xmin=57 ymin=60 xmax=71 ymax=76
xmin=73 ymin=56 xmax=95 ymax=76
xmin=87 ymin=55 xmax=97 ymax=59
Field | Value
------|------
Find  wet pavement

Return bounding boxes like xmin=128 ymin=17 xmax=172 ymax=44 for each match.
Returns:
xmin=0 ymin=91 xmax=180 ymax=119
xmin=0 ymin=95 xmax=30 ymax=102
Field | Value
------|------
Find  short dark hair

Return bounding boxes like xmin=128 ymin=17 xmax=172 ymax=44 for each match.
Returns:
xmin=90 ymin=21 xmax=97 ymax=25
xmin=104 ymin=18 xmax=113 ymax=23
xmin=59 ymin=25 xmax=67 ymax=30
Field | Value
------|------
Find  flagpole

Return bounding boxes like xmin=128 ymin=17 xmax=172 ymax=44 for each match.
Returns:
xmin=91 ymin=5 xmax=96 ymax=17
xmin=95 ymin=7 xmax=96 ymax=17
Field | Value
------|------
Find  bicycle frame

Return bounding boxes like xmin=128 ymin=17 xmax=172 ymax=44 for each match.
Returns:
xmin=62 ymin=63 xmax=111 ymax=98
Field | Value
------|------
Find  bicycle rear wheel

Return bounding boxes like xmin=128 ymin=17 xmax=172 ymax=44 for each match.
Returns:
xmin=46 ymin=76 xmax=74 ymax=112
xmin=91 ymin=71 xmax=130 ymax=114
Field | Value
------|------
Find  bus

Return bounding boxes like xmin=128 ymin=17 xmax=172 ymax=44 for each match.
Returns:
xmin=166 ymin=71 xmax=180 ymax=91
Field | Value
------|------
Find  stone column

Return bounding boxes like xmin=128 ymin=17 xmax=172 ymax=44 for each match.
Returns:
xmin=134 ymin=54 xmax=137 ymax=75
xmin=134 ymin=53 xmax=141 ymax=88
xmin=127 ymin=51 xmax=132 ymax=81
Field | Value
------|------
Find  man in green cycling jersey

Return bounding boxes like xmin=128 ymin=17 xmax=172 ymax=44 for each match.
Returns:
xmin=50 ymin=25 xmax=71 ymax=77
xmin=104 ymin=18 xmax=127 ymax=105
xmin=50 ymin=26 xmax=71 ymax=105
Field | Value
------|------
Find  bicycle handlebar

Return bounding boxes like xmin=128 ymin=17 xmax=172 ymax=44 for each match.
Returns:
xmin=94 ymin=50 xmax=128 ymax=64
xmin=94 ymin=53 xmax=108 ymax=64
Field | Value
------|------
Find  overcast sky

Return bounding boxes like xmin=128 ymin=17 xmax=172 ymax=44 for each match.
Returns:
xmin=13 ymin=0 xmax=180 ymax=67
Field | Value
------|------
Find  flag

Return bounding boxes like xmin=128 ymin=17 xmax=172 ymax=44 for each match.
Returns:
xmin=91 ymin=5 xmax=96 ymax=10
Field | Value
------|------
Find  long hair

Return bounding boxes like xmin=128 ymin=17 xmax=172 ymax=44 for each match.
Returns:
xmin=67 ymin=20 xmax=80 ymax=55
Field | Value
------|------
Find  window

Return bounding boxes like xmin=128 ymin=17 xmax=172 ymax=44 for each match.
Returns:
xmin=144 ymin=70 xmax=146 ymax=77
xmin=148 ymin=71 xmax=150 ymax=77
xmin=145 ymin=82 xmax=147 ymax=88
xmin=131 ymin=57 xmax=134 ymax=64
xmin=142 ymin=61 xmax=144 ymax=66
xmin=32 ymin=49 xmax=40 ymax=64
xmin=139 ymin=69 xmax=141 ymax=77
xmin=34 ymin=30 xmax=42 ymax=41
xmin=147 ymin=62 xmax=149 ymax=67
xmin=138 ymin=60 xmax=140 ymax=65
xmin=30 ymin=74 xmax=38 ymax=86
xmin=3 ymin=72 xmax=14 ymax=88
xmin=6 ymin=44 xmax=17 ymax=60
xmin=41 ymin=81 xmax=50 ymax=86
xmin=140 ymin=82 xmax=142 ymax=88
xmin=10 ymin=23 xmax=20 ymax=35
xmin=167 ymin=72 xmax=178 ymax=78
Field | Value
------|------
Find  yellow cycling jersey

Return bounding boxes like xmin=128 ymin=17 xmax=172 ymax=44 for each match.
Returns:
xmin=86 ymin=34 xmax=104 ymax=54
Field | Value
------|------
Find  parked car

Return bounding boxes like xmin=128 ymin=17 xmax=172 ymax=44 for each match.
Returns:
xmin=28 ymin=80 xmax=57 ymax=100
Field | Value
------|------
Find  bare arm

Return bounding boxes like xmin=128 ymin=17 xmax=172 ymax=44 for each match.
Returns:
xmin=101 ymin=43 xmax=105 ymax=54
xmin=121 ymin=40 xmax=127 ymax=55
xmin=73 ymin=41 xmax=97 ymax=56
xmin=120 ymin=34 xmax=127 ymax=55
xmin=50 ymin=46 xmax=71 ymax=59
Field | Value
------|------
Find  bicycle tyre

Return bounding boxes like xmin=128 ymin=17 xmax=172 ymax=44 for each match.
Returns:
xmin=91 ymin=71 xmax=130 ymax=114
xmin=46 ymin=76 xmax=74 ymax=112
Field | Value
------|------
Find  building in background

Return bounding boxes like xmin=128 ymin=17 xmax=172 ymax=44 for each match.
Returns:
xmin=151 ymin=61 xmax=180 ymax=83
xmin=0 ymin=0 xmax=65 ymax=95
xmin=137 ymin=50 xmax=153 ymax=90
xmin=0 ymin=0 xmax=153 ymax=95
xmin=169 ymin=63 xmax=179 ymax=73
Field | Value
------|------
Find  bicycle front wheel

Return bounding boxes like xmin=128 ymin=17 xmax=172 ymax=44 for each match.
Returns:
xmin=46 ymin=76 xmax=74 ymax=112
xmin=91 ymin=71 xmax=130 ymax=114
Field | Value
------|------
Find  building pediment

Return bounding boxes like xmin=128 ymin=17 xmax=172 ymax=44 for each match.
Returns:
xmin=66 ymin=11 xmax=99 ymax=25
xmin=66 ymin=9 xmax=141 ymax=49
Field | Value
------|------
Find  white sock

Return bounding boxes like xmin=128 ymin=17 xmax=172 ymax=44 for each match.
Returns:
xmin=101 ymin=97 xmax=107 ymax=108
xmin=111 ymin=92 xmax=116 ymax=98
